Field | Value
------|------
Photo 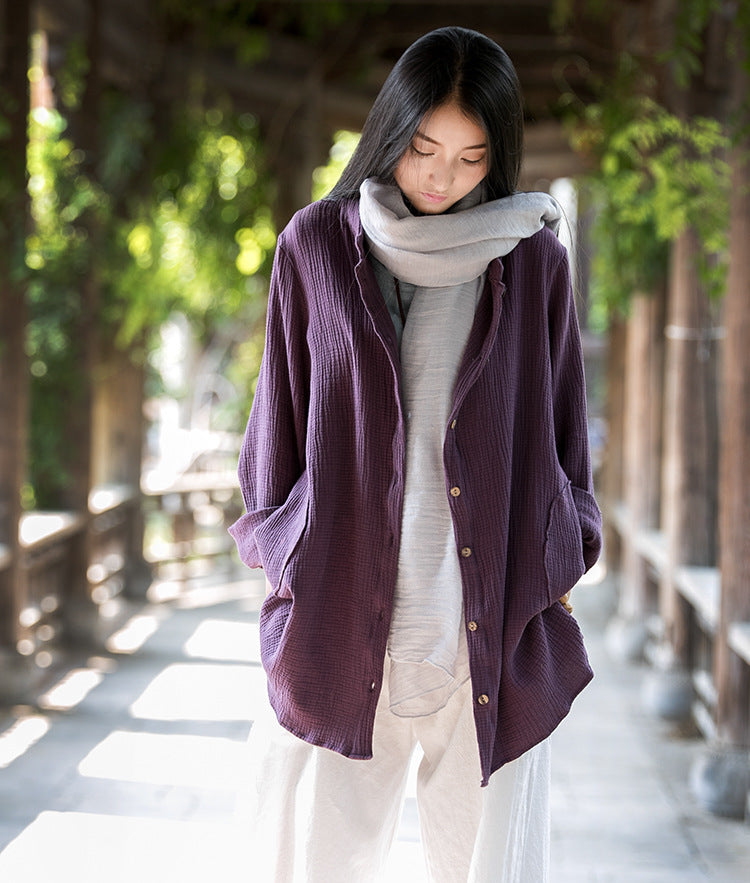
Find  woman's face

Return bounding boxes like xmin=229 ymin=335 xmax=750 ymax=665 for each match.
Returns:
xmin=394 ymin=101 xmax=488 ymax=214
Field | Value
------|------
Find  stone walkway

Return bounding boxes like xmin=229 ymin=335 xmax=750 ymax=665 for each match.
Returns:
xmin=0 ymin=566 xmax=748 ymax=882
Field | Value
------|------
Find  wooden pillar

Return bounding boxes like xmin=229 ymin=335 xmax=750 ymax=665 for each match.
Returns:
xmin=599 ymin=311 xmax=626 ymax=659
xmin=655 ymin=4 xmax=728 ymax=648
xmin=59 ymin=0 xmax=103 ymax=643
xmin=661 ymin=228 xmax=720 ymax=612
xmin=92 ymin=340 xmax=151 ymax=597
xmin=600 ymin=316 xmax=627 ymax=575
xmin=715 ymin=60 xmax=750 ymax=754
xmin=0 ymin=0 xmax=32 ymax=696
xmin=91 ymin=347 xmax=143 ymax=490
xmin=691 ymin=49 xmax=750 ymax=820
xmin=607 ymin=288 xmax=666 ymax=661
xmin=267 ymin=73 xmax=327 ymax=231
xmin=650 ymin=226 xmax=720 ymax=721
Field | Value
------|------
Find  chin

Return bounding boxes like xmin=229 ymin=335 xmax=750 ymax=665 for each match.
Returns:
xmin=414 ymin=198 xmax=455 ymax=215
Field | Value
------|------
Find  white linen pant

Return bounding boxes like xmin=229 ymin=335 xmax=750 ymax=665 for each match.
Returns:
xmin=237 ymin=663 xmax=550 ymax=883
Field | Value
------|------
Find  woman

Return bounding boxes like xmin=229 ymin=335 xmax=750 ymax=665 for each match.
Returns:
xmin=231 ymin=26 xmax=601 ymax=882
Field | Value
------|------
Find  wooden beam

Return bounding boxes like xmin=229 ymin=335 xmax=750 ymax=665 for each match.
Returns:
xmin=36 ymin=0 xmax=614 ymax=142
xmin=0 ymin=0 xmax=31 ymax=649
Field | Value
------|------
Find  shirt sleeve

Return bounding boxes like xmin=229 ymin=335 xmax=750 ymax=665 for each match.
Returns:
xmin=228 ymin=239 xmax=310 ymax=586
xmin=547 ymin=251 xmax=602 ymax=572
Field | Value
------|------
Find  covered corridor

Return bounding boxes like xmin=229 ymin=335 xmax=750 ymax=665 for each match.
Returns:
xmin=1 ymin=566 xmax=748 ymax=881
xmin=2 ymin=1 xmax=750 ymax=877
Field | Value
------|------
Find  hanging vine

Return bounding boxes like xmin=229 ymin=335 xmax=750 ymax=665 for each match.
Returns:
xmin=561 ymin=2 xmax=741 ymax=324
xmin=25 ymin=40 xmax=276 ymax=507
xmin=568 ymin=61 xmax=730 ymax=320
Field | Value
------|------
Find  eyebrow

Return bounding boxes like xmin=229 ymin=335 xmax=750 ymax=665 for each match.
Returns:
xmin=414 ymin=130 xmax=487 ymax=150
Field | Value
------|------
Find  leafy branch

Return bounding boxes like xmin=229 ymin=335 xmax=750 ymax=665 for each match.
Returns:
xmin=566 ymin=58 xmax=730 ymax=321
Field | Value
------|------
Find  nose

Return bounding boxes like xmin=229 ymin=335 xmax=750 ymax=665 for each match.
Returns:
xmin=428 ymin=160 xmax=453 ymax=191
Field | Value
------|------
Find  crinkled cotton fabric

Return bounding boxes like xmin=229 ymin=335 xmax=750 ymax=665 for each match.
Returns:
xmin=360 ymin=181 xmax=566 ymax=719
xmin=229 ymin=194 xmax=602 ymax=785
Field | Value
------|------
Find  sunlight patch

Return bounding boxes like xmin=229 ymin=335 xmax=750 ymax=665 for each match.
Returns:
xmin=106 ymin=613 xmax=163 ymax=654
xmin=129 ymin=663 xmax=265 ymax=722
xmin=0 ymin=811 xmax=242 ymax=882
xmin=39 ymin=669 xmax=103 ymax=711
xmin=183 ymin=619 xmax=260 ymax=663
xmin=0 ymin=715 xmax=50 ymax=768
xmin=78 ymin=730 xmax=246 ymax=789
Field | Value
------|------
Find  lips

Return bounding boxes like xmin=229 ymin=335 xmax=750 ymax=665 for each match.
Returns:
xmin=420 ymin=191 xmax=448 ymax=204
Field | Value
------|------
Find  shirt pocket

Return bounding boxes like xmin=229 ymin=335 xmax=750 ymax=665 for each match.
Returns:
xmin=543 ymin=478 xmax=586 ymax=605
xmin=253 ymin=470 xmax=310 ymax=596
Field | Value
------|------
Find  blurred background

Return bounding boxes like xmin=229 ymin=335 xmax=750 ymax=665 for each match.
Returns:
xmin=0 ymin=0 xmax=749 ymax=839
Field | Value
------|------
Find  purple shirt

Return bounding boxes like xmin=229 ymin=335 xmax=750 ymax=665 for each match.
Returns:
xmin=229 ymin=196 xmax=602 ymax=786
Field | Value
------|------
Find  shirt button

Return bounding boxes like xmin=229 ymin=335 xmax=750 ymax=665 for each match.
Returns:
xmin=461 ymin=546 xmax=472 ymax=558
xmin=369 ymin=681 xmax=377 ymax=692
xmin=468 ymin=621 xmax=478 ymax=632
xmin=450 ymin=419 xmax=457 ymax=430
xmin=477 ymin=694 xmax=490 ymax=706
xmin=450 ymin=486 xmax=461 ymax=497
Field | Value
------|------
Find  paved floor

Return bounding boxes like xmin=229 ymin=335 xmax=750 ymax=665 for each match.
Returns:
xmin=0 ymin=565 xmax=748 ymax=882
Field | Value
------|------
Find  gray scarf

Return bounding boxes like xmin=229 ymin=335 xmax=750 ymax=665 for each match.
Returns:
xmin=359 ymin=178 xmax=562 ymax=288
xmin=359 ymin=177 xmax=563 ymax=716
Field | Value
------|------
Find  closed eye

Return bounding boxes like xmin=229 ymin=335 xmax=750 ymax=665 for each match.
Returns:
xmin=462 ymin=156 xmax=485 ymax=165
xmin=410 ymin=144 xmax=433 ymax=158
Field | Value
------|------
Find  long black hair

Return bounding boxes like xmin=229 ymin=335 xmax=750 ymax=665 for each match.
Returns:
xmin=326 ymin=27 xmax=524 ymax=202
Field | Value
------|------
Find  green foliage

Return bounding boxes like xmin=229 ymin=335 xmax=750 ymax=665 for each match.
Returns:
xmin=666 ymin=0 xmax=720 ymax=88
xmin=157 ymin=0 xmax=270 ymax=66
xmin=25 ymin=107 xmax=105 ymax=507
xmin=662 ymin=0 xmax=750 ymax=89
xmin=26 ymin=108 xmax=104 ymax=275
xmin=25 ymin=88 xmax=275 ymax=506
xmin=103 ymin=104 xmax=275 ymax=349
xmin=550 ymin=0 xmax=608 ymax=33
xmin=55 ymin=37 xmax=90 ymax=110
xmin=666 ymin=0 xmax=750 ymax=147
xmin=311 ymin=129 xmax=360 ymax=200
xmin=567 ymin=59 xmax=730 ymax=320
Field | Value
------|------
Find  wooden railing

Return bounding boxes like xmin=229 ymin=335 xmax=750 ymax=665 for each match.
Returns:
xmin=141 ymin=469 xmax=242 ymax=580
xmin=610 ymin=502 xmax=750 ymax=748
xmin=88 ymin=484 xmax=141 ymax=604
xmin=0 ymin=457 xmax=242 ymax=702
xmin=16 ymin=511 xmax=85 ymax=666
